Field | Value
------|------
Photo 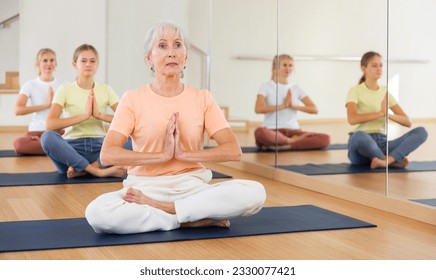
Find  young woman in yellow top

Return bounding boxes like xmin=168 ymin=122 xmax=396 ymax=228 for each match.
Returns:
xmin=41 ymin=44 xmax=126 ymax=178
xmin=346 ymin=51 xmax=427 ymax=169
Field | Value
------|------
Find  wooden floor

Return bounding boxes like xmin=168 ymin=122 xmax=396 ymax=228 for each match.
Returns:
xmin=0 ymin=125 xmax=435 ymax=260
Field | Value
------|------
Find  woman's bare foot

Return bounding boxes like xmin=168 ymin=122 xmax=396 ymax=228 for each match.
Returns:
xmin=371 ymin=156 xmax=409 ymax=169
xmin=97 ymin=165 xmax=126 ymax=178
xmin=258 ymin=144 xmax=292 ymax=151
xmin=390 ymin=157 xmax=409 ymax=168
xmin=68 ymin=164 xmax=126 ymax=179
xmin=181 ymin=218 xmax=231 ymax=228
xmin=257 ymin=145 xmax=271 ymax=151
xmin=276 ymin=144 xmax=292 ymax=150
xmin=370 ymin=157 xmax=386 ymax=169
xmin=288 ymin=133 xmax=311 ymax=144
xmin=67 ymin=166 xmax=87 ymax=178
xmin=123 ymin=187 xmax=176 ymax=214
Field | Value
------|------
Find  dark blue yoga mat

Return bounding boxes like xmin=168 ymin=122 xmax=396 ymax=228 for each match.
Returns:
xmin=277 ymin=161 xmax=436 ymax=175
xmin=204 ymin=144 xmax=347 ymax=153
xmin=0 ymin=170 xmax=232 ymax=187
xmin=0 ymin=149 xmax=45 ymax=157
xmin=0 ymin=205 xmax=375 ymax=252
xmin=410 ymin=198 xmax=436 ymax=207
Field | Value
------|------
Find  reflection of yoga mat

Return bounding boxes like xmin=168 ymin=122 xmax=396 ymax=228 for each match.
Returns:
xmin=228 ymin=143 xmax=347 ymax=153
xmin=0 ymin=170 xmax=232 ymax=187
xmin=0 ymin=149 xmax=46 ymax=157
xmin=410 ymin=198 xmax=436 ymax=207
xmin=277 ymin=161 xmax=436 ymax=175
xmin=0 ymin=205 xmax=375 ymax=252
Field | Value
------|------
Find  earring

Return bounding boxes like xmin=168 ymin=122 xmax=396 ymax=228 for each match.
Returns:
xmin=150 ymin=66 xmax=154 ymax=72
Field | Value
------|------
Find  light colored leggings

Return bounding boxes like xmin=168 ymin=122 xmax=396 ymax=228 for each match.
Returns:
xmin=85 ymin=169 xmax=266 ymax=234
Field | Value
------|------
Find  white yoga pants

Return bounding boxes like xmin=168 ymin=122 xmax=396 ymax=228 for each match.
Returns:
xmin=85 ymin=169 xmax=266 ymax=234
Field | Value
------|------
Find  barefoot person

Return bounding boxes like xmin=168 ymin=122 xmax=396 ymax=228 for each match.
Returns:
xmin=85 ymin=21 xmax=266 ymax=234
xmin=41 ymin=44 xmax=125 ymax=178
xmin=346 ymin=51 xmax=428 ymax=169
xmin=254 ymin=54 xmax=330 ymax=150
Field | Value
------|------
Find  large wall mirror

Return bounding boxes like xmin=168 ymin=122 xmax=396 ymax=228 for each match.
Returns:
xmin=273 ymin=0 xmax=435 ymax=211
xmin=387 ymin=0 xmax=436 ymax=206
xmin=275 ymin=0 xmax=388 ymax=195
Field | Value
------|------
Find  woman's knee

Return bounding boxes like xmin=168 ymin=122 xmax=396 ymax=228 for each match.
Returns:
xmin=318 ymin=133 xmax=331 ymax=147
xmin=13 ymin=137 xmax=29 ymax=153
xmin=413 ymin=127 xmax=428 ymax=143
xmin=85 ymin=199 xmax=106 ymax=233
xmin=350 ymin=130 xmax=367 ymax=141
xmin=236 ymin=180 xmax=267 ymax=207
xmin=40 ymin=130 xmax=60 ymax=151
xmin=85 ymin=193 xmax=122 ymax=233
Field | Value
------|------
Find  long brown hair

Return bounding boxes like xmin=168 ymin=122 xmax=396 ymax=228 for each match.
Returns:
xmin=271 ymin=54 xmax=293 ymax=81
xmin=72 ymin=44 xmax=99 ymax=63
xmin=359 ymin=51 xmax=381 ymax=84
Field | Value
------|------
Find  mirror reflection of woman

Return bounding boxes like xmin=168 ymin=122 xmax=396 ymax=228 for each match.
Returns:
xmin=346 ymin=51 xmax=428 ymax=169
xmin=254 ymin=54 xmax=330 ymax=150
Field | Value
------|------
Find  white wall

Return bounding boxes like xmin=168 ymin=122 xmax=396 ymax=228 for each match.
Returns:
xmin=18 ymin=0 xmax=107 ymax=84
xmin=0 ymin=0 xmax=19 ymax=83
xmin=0 ymin=0 xmax=107 ymax=126
xmin=1 ymin=0 xmax=435 ymax=127
xmin=106 ymin=0 xmax=192 ymax=96
xmin=0 ymin=0 xmax=20 ymax=123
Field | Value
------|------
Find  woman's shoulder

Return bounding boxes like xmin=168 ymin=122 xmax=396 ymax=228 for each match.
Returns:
xmin=181 ymin=84 xmax=210 ymax=97
xmin=184 ymin=84 xmax=207 ymax=93
xmin=348 ymin=83 xmax=364 ymax=92
xmin=56 ymin=81 xmax=76 ymax=91
xmin=21 ymin=77 xmax=42 ymax=88
xmin=118 ymin=85 xmax=152 ymax=101
xmin=257 ymin=80 xmax=275 ymax=91
xmin=93 ymin=82 xmax=116 ymax=91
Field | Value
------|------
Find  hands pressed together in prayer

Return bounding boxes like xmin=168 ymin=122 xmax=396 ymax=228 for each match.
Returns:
xmin=84 ymin=90 xmax=104 ymax=121
xmin=162 ymin=112 xmax=187 ymax=162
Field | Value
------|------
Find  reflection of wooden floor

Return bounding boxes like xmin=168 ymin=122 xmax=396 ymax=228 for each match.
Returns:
xmin=230 ymin=119 xmax=436 ymax=201
xmin=0 ymin=127 xmax=435 ymax=260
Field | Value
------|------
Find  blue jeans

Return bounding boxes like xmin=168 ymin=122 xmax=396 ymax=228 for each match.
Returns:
xmin=41 ymin=131 xmax=104 ymax=174
xmin=347 ymin=127 xmax=428 ymax=165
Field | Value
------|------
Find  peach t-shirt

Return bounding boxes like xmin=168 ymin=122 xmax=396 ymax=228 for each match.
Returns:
xmin=109 ymin=84 xmax=229 ymax=176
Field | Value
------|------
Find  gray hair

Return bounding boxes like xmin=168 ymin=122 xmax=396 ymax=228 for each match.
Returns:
xmin=143 ymin=21 xmax=190 ymax=57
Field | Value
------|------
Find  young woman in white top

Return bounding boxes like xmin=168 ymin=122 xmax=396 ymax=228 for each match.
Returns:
xmin=254 ymin=54 xmax=330 ymax=150
xmin=14 ymin=48 xmax=64 ymax=155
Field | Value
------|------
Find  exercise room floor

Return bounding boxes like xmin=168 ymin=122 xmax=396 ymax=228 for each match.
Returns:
xmin=0 ymin=127 xmax=435 ymax=260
